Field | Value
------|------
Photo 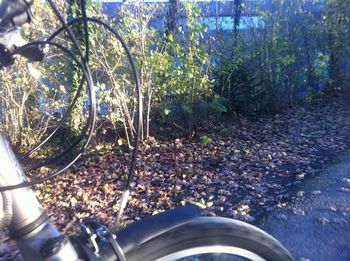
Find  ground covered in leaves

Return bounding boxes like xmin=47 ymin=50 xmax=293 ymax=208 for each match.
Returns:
xmin=27 ymin=98 xmax=350 ymax=232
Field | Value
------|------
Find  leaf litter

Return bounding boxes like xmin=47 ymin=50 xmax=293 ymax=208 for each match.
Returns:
xmin=29 ymin=99 xmax=350 ymax=230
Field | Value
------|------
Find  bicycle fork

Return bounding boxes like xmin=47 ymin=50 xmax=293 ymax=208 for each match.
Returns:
xmin=0 ymin=137 xmax=78 ymax=260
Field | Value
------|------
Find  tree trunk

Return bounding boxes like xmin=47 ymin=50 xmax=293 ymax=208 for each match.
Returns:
xmin=166 ymin=0 xmax=179 ymax=37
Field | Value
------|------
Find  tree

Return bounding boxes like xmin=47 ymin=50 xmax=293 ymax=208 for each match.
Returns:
xmin=325 ymin=0 xmax=350 ymax=92
xmin=166 ymin=0 xmax=179 ymax=38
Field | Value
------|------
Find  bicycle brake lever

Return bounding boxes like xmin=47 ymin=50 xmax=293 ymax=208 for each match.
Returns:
xmin=0 ymin=30 xmax=24 ymax=68
xmin=16 ymin=42 xmax=48 ymax=62
xmin=0 ymin=30 xmax=48 ymax=69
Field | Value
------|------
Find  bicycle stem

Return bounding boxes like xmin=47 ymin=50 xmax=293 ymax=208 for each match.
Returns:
xmin=0 ymin=136 xmax=78 ymax=260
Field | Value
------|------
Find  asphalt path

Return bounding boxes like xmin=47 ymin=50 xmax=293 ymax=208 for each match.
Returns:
xmin=256 ymin=151 xmax=350 ymax=261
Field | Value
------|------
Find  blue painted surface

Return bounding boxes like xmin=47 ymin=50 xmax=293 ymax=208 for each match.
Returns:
xmin=202 ymin=16 xmax=265 ymax=31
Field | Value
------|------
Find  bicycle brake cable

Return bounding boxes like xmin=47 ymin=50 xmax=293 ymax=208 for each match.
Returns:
xmin=17 ymin=0 xmax=92 ymax=163
xmin=0 ymin=2 xmax=142 ymax=230
xmin=0 ymin=0 xmax=97 ymax=190
xmin=0 ymin=14 xmax=140 ymax=261
xmin=0 ymin=40 xmax=95 ymax=191
xmin=45 ymin=16 xmax=142 ymax=227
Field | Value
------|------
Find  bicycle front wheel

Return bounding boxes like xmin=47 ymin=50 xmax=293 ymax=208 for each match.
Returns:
xmin=124 ymin=217 xmax=294 ymax=261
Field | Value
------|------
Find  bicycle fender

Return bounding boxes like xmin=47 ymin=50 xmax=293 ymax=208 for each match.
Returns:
xmin=115 ymin=204 xmax=201 ymax=253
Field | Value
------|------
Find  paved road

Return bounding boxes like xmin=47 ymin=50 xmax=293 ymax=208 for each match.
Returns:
xmin=256 ymin=151 xmax=350 ymax=261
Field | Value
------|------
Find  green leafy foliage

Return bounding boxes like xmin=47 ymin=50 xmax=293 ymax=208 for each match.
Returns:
xmin=1 ymin=0 xmax=349 ymax=151
xmin=199 ymin=135 xmax=212 ymax=145
xmin=214 ymin=0 xmax=349 ymax=115
xmin=158 ymin=2 xmax=213 ymax=132
xmin=210 ymin=95 xmax=227 ymax=114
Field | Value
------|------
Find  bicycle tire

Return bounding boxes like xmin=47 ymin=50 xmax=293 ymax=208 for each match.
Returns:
xmin=123 ymin=217 xmax=294 ymax=261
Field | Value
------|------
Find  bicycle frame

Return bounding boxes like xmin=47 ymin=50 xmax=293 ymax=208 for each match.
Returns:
xmin=0 ymin=137 xmax=78 ymax=260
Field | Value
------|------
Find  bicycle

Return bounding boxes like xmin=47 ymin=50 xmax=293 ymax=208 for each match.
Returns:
xmin=0 ymin=0 xmax=295 ymax=260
